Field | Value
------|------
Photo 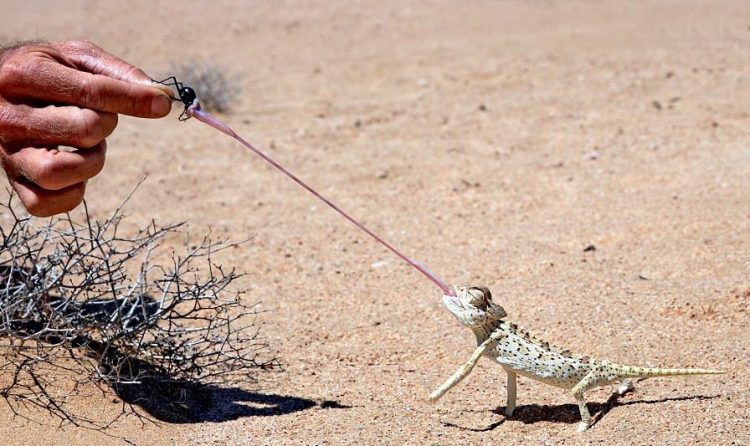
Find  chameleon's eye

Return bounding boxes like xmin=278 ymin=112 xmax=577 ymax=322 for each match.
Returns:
xmin=475 ymin=286 xmax=491 ymax=301
xmin=467 ymin=287 xmax=487 ymax=307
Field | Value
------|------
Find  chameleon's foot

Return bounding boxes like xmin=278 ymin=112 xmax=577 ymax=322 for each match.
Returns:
xmin=577 ymin=421 xmax=591 ymax=433
xmin=617 ymin=380 xmax=635 ymax=395
xmin=427 ymin=391 xmax=441 ymax=404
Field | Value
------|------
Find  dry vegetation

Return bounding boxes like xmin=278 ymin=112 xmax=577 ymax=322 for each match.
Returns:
xmin=169 ymin=60 xmax=241 ymax=113
xmin=0 ymin=191 xmax=275 ymax=427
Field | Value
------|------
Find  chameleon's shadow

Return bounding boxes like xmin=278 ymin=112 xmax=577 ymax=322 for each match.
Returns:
xmin=115 ymin=380 xmax=350 ymax=423
xmin=442 ymin=392 xmax=720 ymax=432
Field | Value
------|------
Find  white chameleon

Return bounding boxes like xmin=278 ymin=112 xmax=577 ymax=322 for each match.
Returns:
xmin=428 ymin=285 xmax=724 ymax=432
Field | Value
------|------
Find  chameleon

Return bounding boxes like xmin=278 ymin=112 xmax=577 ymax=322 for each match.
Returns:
xmin=427 ymin=285 xmax=724 ymax=432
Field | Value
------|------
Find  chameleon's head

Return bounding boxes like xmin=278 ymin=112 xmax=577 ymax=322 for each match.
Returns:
xmin=442 ymin=285 xmax=507 ymax=330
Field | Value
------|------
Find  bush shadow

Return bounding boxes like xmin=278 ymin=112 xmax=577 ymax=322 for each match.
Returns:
xmin=115 ymin=379 xmax=348 ymax=423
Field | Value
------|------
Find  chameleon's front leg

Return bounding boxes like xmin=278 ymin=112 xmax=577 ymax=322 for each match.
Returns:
xmin=428 ymin=331 xmax=503 ymax=403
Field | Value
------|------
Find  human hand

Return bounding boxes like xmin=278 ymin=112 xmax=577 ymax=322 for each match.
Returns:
xmin=0 ymin=40 xmax=172 ymax=217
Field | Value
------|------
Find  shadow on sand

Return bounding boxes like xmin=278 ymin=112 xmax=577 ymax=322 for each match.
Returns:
xmin=115 ymin=380 xmax=349 ymax=423
xmin=441 ymin=392 xmax=720 ymax=432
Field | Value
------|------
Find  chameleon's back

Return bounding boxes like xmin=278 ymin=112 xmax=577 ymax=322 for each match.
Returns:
xmin=489 ymin=321 xmax=597 ymax=389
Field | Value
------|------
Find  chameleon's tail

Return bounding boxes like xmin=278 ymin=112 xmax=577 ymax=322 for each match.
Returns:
xmin=614 ymin=364 xmax=724 ymax=378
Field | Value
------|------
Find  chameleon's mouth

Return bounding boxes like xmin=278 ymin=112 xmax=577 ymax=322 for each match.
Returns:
xmin=441 ymin=294 xmax=466 ymax=323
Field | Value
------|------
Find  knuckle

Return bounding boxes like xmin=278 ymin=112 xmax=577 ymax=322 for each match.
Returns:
xmin=0 ymin=103 xmax=14 ymax=129
xmin=73 ymin=111 xmax=104 ymax=148
xmin=130 ymin=93 xmax=141 ymax=116
xmin=0 ymin=102 xmax=27 ymax=138
xmin=0 ymin=58 xmax=28 ymax=89
xmin=122 ymin=64 xmax=139 ymax=78
xmin=34 ymin=155 xmax=64 ymax=189
xmin=121 ymin=64 xmax=148 ymax=84
xmin=78 ymin=77 xmax=104 ymax=110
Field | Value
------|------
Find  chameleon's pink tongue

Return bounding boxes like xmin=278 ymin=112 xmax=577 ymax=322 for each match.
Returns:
xmin=187 ymin=103 xmax=456 ymax=297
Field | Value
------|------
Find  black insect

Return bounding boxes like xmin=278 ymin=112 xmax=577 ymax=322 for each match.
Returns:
xmin=156 ymin=76 xmax=197 ymax=121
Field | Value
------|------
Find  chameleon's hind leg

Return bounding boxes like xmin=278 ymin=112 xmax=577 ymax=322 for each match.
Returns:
xmin=571 ymin=370 xmax=613 ymax=432
xmin=617 ymin=379 xmax=635 ymax=395
xmin=504 ymin=370 xmax=517 ymax=416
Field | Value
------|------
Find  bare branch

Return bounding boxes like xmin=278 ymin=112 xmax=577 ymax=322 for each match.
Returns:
xmin=0 ymin=192 xmax=276 ymax=427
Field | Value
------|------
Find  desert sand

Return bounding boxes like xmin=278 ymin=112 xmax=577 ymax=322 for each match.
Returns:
xmin=1 ymin=1 xmax=748 ymax=444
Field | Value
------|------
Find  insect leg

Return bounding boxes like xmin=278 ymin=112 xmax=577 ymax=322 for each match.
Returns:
xmin=155 ymin=76 xmax=185 ymax=101
xmin=156 ymin=76 xmax=183 ymax=90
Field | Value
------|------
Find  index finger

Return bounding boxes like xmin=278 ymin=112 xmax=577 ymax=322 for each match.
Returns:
xmin=48 ymin=40 xmax=153 ymax=84
xmin=0 ymin=43 xmax=173 ymax=118
xmin=48 ymin=41 xmax=175 ymax=96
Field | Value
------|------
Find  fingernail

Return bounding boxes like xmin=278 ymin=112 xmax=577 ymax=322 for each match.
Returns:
xmin=151 ymin=95 xmax=172 ymax=117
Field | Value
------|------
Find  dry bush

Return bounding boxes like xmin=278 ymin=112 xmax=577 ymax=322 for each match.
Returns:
xmin=0 ymin=191 xmax=275 ymax=427
xmin=170 ymin=60 xmax=241 ymax=113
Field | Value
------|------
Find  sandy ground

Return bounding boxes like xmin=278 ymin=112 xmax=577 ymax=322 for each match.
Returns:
xmin=1 ymin=1 xmax=749 ymax=444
